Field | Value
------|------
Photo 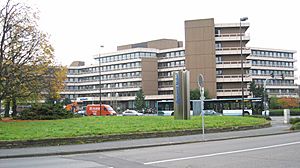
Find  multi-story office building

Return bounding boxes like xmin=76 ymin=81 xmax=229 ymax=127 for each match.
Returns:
xmin=249 ymin=48 xmax=297 ymax=97
xmin=60 ymin=18 xmax=297 ymax=110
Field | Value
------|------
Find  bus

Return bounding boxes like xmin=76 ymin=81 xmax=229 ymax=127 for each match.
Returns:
xmin=157 ymin=98 xmax=263 ymax=116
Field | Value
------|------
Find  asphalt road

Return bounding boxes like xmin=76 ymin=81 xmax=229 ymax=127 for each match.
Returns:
xmin=1 ymin=132 xmax=299 ymax=168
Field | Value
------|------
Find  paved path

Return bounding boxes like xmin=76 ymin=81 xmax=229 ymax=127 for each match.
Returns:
xmin=0 ymin=116 xmax=296 ymax=159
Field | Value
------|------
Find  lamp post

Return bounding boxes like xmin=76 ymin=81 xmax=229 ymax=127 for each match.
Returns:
xmin=240 ymin=17 xmax=248 ymax=116
xmin=198 ymin=74 xmax=205 ymax=141
xmin=263 ymin=78 xmax=270 ymax=117
xmin=99 ymin=45 xmax=104 ymax=115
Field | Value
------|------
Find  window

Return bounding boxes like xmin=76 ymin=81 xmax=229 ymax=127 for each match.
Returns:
xmin=215 ymin=29 xmax=221 ymax=36
xmin=215 ymin=42 xmax=222 ymax=49
xmin=216 ymin=69 xmax=223 ymax=75
xmin=216 ymin=56 xmax=222 ymax=63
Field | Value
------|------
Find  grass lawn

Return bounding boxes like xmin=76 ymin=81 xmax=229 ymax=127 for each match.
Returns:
xmin=0 ymin=116 xmax=268 ymax=141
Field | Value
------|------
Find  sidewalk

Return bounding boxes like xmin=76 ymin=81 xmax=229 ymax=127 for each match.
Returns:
xmin=0 ymin=117 xmax=294 ymax=159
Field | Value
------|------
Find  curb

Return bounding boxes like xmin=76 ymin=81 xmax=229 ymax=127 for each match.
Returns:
xmin=0 ymin=123 xmax=271 ymax=149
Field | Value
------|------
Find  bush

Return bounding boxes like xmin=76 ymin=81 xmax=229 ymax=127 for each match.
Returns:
xmin=247 ymin=115 xmax=272 ymax=120
xmin=15 ymin=103 xmax=80 ymax=120
xmin=290 ymin=118 xmax=300 ymax=125
xmin=269 ymin=109 xmax=300 ymax=116
xmin=290 ymin=122 xmax=300 ymax=130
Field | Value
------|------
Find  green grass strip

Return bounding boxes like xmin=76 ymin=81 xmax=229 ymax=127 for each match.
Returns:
xmin=0 ymin=116 xmax=267 ymax=141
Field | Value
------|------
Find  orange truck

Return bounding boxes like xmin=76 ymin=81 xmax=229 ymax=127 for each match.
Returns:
xmin=65 ymin=102 xmax=79 ymax=112
xmin=86 ymin=104 xmax=117 ymax=116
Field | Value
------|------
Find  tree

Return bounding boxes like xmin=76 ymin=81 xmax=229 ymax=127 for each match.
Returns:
xmin=0 ymin=0 xmax=58 ymax=116
xmin=43 ymin=66 xmax=67 ymax=103
xmin=135 ymin=89 xmax=145 ymax=112
xmin=269 ymin=97 xmax=279 ymax=109
xmin=277 ymin=97 xmax=299 ymax=109
xmin=249 ymin=81 xmax=264 ymax=98
xmin=62 ymin=98 xmax=72 ymax=105
xmin=190 ymin=88 xmax=210 ymax=100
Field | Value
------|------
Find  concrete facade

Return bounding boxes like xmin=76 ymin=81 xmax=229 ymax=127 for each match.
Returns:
xmin=185 ymin=18 xmax=216 ymax=97
xmin=60 ymin=18 xmax=298 ymax=110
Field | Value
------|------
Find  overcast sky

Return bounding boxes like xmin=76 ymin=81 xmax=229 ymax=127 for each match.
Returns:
xmin=10 ymin=0 xmax=300 ymax=82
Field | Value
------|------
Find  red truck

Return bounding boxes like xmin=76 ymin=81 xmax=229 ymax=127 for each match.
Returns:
xmin=86 ymin=104 xmax=117 ymax=116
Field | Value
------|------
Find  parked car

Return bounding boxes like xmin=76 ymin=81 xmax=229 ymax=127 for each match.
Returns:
xmin=203 ymin=110 xmax=222 ymax=116
xmin=76 ymin=106 xmax=86 ymax=116
xmin=122 ymin=109 xmax=144 ymax=116
xmin=77 ymin=110 xmax=86 ymax=116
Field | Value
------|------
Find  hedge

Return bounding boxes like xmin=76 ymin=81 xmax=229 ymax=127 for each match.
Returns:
xmin=15 ymin=103 xmax=80 ymax=120
xmin=269 ymin=109 xmax=300 ymax=116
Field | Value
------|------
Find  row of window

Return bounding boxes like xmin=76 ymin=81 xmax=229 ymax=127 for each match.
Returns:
xmin=158 ymin=91 xmax=173 ymax=95
xmin=66 ymin=91 xmax=138 ymax=99
xmin=158 ymin=51 xmax=185 ymax=59
xmin=100 ymin=62 xmax=141 ymax=72
xmin=216 ymin=69 xmax=249 ymax=75
xmin=158 ymin=60 xmax=185 ymax=68
xmin=252 ymin=60 xmax=293 ymax=67
xmin=252 ymin=50 xmax=293 ymax=59
xmin=99 ymin=52 xmax=156 ymax=63
xmin=250 ymin=70 xmax=294 ymax=76
xmin=253 ymin=79 xmax=294 ymax=85
xmin=158 ymin=72 xmax=174 ymax=78
xmin=66 ymin=82 xmax=141 ymax=91
xmin=68 ymin=62 xmax=142 ymax=75
xmin=68 ymin=72 xmax=142 ymax=83
xmin=267 ymin=89 xmax=296 ymax=94
xmin=158 ymin=81 xmax=173 ymax=88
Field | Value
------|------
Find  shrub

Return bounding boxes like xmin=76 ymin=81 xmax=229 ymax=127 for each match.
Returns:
xmin=15 ymin=103 xmax=80 ymax=120
xmin=269 ymin=109 xmax=300 ymax=116
xmin=248 ymin=115 xmax=272 ymax=121
xmin=290 ymin=118 xmax=300 ymax=125
xmin=290 ymin=122 xmax=300 ymax=130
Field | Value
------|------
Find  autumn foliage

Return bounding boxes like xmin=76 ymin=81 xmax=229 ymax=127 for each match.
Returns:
xmin=275 ymin=97 xmax=299 ymax=109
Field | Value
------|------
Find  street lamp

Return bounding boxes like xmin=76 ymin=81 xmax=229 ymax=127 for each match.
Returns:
xmin=263 ymin=78 xmax=270 ymax=117
xmin=99 ymin=45 xmax=104 ymax=115
xmin=240 ymin=17 xmax=248 ymax=116
xmin=198 ymin=74 xmax=205 ymax=141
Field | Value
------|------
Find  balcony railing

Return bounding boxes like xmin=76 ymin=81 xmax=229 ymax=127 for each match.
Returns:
xmin=217 ymin=89 xmax=250 ymax=97
xmin=66 ymin=75 xmax=142 ymax=84
xmin=215 ymin=33 xmax=249 ymax=37
xmin=158 ymin=64 xmax=185 ymax=69
xmin=252 ymin=64 xmax=294 ymax=69
xmin=217 ymin=74 xmax=251 ymax=82
xmin=216 ymin=60 xmax=251 ymax=69
xmin=63 ymin=85 xmax=141 ymax=92
xmin=215 ymin=47 xmax=250 ymax=51
xmin=68 ymin=66 xmax=142 ymax=76
xmin=158 ymin=85 xmax=173 ymax=88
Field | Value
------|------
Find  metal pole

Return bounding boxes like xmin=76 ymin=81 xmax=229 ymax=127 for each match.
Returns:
xmin=99 ymin=46 xmax=104 ymax=116
xmin=198 ymin=74 xmax=205 ymax=141
xmin=263 ymin=78 xmax=269 ymax=117
xmin=240 ymin=18 xmax=246 ymax=116
xmin=200 ymin=87 xmax=205 ymax=141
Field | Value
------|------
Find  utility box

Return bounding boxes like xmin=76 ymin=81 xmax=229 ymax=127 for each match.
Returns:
xmin=193 ymin=100 xmax=201 ymax=116
xmin=283 ymin=109 xmax=290 ymax=124
xmin=173 ymin=70 xmax=190 ymax=120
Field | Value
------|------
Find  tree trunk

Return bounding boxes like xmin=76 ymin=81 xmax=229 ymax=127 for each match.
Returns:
xmin=0 ymin=100 xmax=2 ymax=117
xmin=4 ymin=99 xmax=10 ymax=117
xmin=12 ymin=97 xmax=17 ymax=117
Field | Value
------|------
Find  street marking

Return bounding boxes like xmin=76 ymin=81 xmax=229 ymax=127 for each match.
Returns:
xmin=144 ymin=141 xmax=300 ymax=165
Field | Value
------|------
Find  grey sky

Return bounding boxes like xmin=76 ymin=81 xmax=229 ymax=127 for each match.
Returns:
xmin=15 ymin=0 xmax=300 ymax=82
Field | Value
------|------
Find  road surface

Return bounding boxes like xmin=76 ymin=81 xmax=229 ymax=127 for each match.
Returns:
xmin=1 ymin=132 xmax=299 ymax=168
